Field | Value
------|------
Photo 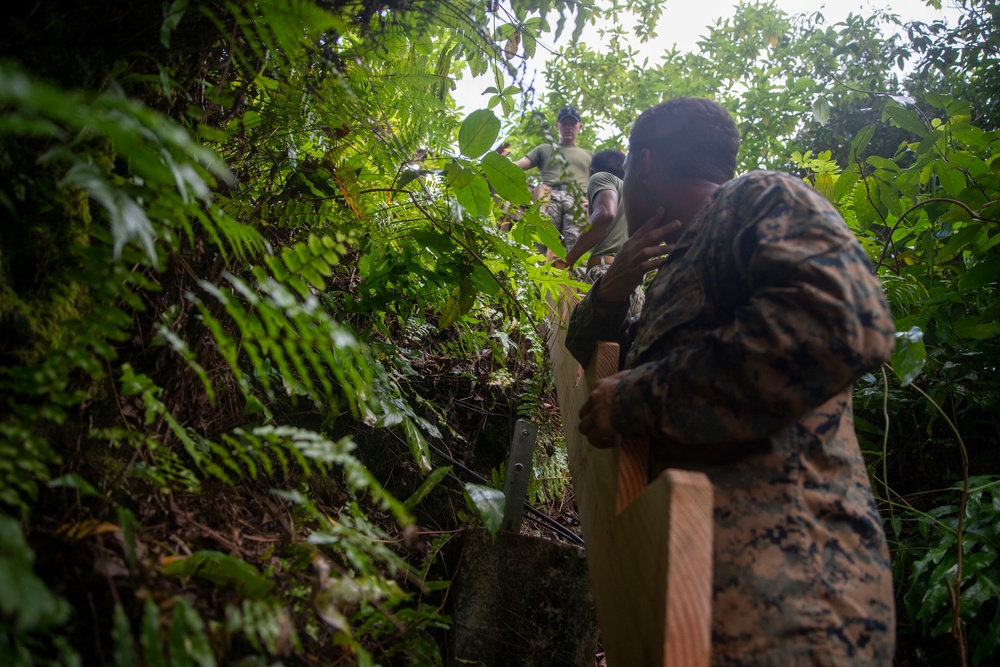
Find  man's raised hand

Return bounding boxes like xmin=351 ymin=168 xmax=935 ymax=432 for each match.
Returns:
xmin=594 ymin=207 xmax=681 ymax=303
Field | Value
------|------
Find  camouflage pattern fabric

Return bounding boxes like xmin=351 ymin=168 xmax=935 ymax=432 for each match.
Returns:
xmin=547 ymin=188 xmax=585 ymax=252
xmin=584 ymin=261 xmax=644 ymax=324
xmin=566 ymin=171 xmax=897 ymax=666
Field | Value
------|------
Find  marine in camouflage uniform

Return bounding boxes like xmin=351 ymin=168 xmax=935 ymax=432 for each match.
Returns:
xmin=569 ymin=98 xmax=897 ymax=665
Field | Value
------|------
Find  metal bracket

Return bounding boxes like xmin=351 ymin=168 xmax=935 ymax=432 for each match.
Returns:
xmin=500 ymin=420 xmax=538 ymax=533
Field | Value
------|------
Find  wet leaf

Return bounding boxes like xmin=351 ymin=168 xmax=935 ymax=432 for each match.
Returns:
xmin=162 ymin=551 xmax=275 ymax=599
xmin=458 ymin=109 xmax=500 ymax=158
xmin=405 ymin=466 xmax=451 ymax=510
xmin=464 ymin=483 xmax=505 ymax=538
xmin=812 ymin=96 xmax=830 ymax=125
xmin=480 ymin=152 xmax=530 ymax=205
xmin=891 ymin=327 xmax=926 ymax=386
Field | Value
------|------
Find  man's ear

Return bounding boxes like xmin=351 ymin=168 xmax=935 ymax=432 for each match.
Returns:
xmin=637 ymin=148 xmax=655 ymax=180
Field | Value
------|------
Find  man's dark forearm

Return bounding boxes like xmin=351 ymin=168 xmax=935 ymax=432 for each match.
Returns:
xmin=565 ymin=276 xmax=632 ymax=366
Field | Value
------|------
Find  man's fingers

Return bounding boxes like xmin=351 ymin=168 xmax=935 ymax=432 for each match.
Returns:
xmin=624 ymin=218 xmax=681 ymax=258
xmin=627 ymin=209 xmax=665 ymax=242
xmin=649 ymin=219 xmax=682 ymax=243
xmin=639 ymin=242 xmax=671 ymax=262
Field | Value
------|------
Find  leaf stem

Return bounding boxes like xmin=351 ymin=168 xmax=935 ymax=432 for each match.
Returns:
xmin=908 ymin=381 xmax=969 ymax=667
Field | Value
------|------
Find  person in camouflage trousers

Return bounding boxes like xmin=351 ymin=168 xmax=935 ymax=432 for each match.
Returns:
xmin=569 ymin=97 xmax=897 ymax=665
xmin=515 ymin=106 xmax=593 ymax=253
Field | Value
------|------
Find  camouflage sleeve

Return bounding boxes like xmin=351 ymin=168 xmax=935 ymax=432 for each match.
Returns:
xmin=564 ymin=276 xmax=632 ymax=366
xmin=611 ymin=180 xmax=896 ymax=448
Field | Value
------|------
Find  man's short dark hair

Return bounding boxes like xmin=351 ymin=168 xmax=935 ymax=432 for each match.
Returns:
xmin=590 ymin=149 xmax=626 ymax=179
xmin=629 ymin=97 xmax=739 ymax=184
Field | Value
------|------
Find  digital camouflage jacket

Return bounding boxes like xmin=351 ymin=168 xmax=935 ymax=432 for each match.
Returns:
xmin=566 ymin=171 xmax=897 ymax=666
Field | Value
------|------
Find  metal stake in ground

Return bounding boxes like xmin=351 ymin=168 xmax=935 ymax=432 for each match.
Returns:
xmin=500 ymin=420 xmax=538 ymax=533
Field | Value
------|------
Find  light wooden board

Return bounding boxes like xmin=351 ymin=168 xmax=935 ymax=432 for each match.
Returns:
xmin=546 ymin=289 xmax=714 ymax=667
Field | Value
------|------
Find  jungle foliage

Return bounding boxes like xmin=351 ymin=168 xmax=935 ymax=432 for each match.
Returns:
xmin=0 ymin=0 xmax=997 ymax=665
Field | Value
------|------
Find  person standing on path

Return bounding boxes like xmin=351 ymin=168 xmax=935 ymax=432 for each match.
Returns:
xmin=568 ymin=97 xmax=897 ymax=665
xmin=515 ymin=105 xmax=593 ymax=253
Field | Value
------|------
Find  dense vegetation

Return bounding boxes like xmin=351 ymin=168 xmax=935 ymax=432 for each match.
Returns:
xmin=1 ymin=1 xmax=996 ymax=665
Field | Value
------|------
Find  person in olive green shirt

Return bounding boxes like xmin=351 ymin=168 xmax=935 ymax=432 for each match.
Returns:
xmin=563 ymin=149 xmax=643 ymax=322
xmin=564 ymin=149 xmax=628 ymax=272
xmin=514 ymin=106 xmax=593 ymax=251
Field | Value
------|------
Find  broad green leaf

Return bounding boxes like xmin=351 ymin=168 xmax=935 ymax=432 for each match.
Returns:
xmin=523 ymin=17 xmax=550 ymax=31
xmin=168 ymin=599 xmax=215 ymax=667
xmin=933 ymin=162 xmax=966 ymax=197
xmin=0 ymin=514 xmax=72 ymax=630
xmin=47 ymin=473 xmax=102 ymax=498
xmin=394 ymin=169 xmax=421 ymax=191
xmin=493 ymin=23 xmax=517 ymax=40
xmin=438 ymin=286 xmax=462 ymax=329
xmin=458 ymin=109 xmax=500 ymax=158
xmin=938 ymin=223 xmax=981 ymax=263
xmin=853 ymin=415 xmax=885 ymax=436
xmin=833 ymin=170 xmax=860 ymax=204
xmin=444 ymin=160 xmax=475 ymax=189
xmin=464 ymin=482 xmax=505 ymax=538
xmin=924 ymin=91 xmax=951 ymax=109
xmin=410 ymin=230 xmax=456 ymax=254
xmin=480 ymin=152 xmax=530 ymax=205
xmin=470 ymin=264 xmax=501 ymax=296
xmin=916 ymin=129 xmax=945 ymax=156
xmin=866 ymin=156 xmax=899 ymax=172
xmin=883 ymin=103 xmax=928 ymax=137
xmin=960 ymin=258 xmax=1000 ymax=290
xmin=438 ymin=279 xmax=477 ymax=329
xmin=849 ymin=124 xmax=876 ymax=163
xmin=196 ymin=123 xmax=229 ymax=143
xmin=113 ymin=603 xmax=138 ymax=667
xmin=814 ymin=172 xmax=835 ymax=201
xmin=160 ymin=1 xmax=190 ymax=47
xmin=404 ymin=466 xmax=451 ymax=510
xmin=522 ymin=30 xmax=537 ymax=58
xmin=891 ymin=326 xmax=926 ymax=386
xmin=162 ymin=550 xmax=275 ymax=599
xmin=459 ymin=277 xmax=476 ymax=314
xmin=946 ymin=99 xmax=972 ymax=117
xmin=512 ymin=209 xmax=563 ymax=257
xmin=500 ymin=93 xmax=515 ymax=116
xmin=454 ymin=171 xmax=493 ymax=218
xmin=141 ymin=598 xmax=166 ymax=667
xmin=953 ymin=319 xmax=1000 ymax=340
xmin=811 ymin=96 xmax=830 ymax=125
xmin=853 ymin=180 xmax=877 ymax=231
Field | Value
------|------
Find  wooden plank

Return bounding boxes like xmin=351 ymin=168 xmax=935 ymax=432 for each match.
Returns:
xmin=546 ymin=288 xmax=714 ymax=667
xmin=615 ymin=435 xmax=650 ymax=515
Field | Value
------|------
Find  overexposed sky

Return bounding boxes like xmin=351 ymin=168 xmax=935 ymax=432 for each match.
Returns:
xmin=452 ymin=0 xmax=963 ymax=114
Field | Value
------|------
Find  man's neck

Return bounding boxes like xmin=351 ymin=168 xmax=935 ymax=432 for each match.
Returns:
xmin=672 ymin=181 xmax=720 ymax=226
xmin=558 ymin=139 xmax=576 ymax=147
